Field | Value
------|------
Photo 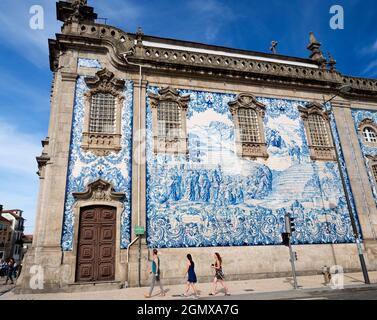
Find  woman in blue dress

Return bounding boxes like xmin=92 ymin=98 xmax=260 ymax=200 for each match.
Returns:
xmin=183 ymin=254 xmax=199 ymax=298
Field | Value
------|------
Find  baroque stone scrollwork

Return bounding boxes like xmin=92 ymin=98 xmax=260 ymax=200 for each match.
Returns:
xmin=73 ymin=179 xmax=126 ymax=202
xmin=82 ymin=68 xmax=125 ymax=156
xmin=148 ymin=87 xmax=190 ymax=155
xmin=299 ymin=102 xmax=336 ymax=161
xmin=228 ymin=93 xmax=268 ymax=159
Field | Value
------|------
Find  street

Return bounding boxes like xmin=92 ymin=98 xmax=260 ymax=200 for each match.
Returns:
xmin=203 ymin=285 xmax=377 ymax=300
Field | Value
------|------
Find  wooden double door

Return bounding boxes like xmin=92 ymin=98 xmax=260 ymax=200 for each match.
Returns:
xmin=76 ymin=206 xmax=116 ymax=282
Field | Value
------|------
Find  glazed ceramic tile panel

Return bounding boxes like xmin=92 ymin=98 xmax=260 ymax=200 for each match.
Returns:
xmin=61 ymin=59 xmax=133 ymax=251
xmin=146 ymin=87 xmax=360 ymax=248
xmin=352 ymin=109 xmax=377 ymax=208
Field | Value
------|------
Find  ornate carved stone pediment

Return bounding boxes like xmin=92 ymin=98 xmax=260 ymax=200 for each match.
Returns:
xmin=228 ymin=93 xmax=266 ymax=117
xmin=73 ymin=179 xmax=126 ymax=202
xmin=148 ymin=87 xmax=190 ymax=111
xmin=366 ymin=155 xmax=377 ymax=162
xmin=85 ymin=68 xmax=125 ymax=95
xmin=358 ymin=118 xmax=377 ymax=131
xmin=298 ymin=101 xmax=329 ymax=120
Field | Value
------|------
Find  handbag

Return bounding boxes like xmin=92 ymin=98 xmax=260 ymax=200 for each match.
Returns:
xmin=156 ymin=269 xmax=161 ymax=281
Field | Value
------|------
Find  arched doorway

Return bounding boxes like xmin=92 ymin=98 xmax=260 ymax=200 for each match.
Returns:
xmin=76 ymin=205 xmax=116 ymax=282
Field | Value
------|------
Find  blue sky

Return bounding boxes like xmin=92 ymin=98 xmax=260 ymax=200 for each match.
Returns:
xmin=0 ymin=0 xmax=376 ymax=234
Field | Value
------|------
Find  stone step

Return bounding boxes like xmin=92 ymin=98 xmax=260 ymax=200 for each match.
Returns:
xmin=66 ymin=280 xmax=123 ymax=293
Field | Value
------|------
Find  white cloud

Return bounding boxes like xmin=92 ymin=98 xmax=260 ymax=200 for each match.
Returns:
xmin=0 ymin=0 xmax=60 ymax=68
xmin=187 ymin=0 xmax=237 ymax=42
xmin=361 ymin=39 xmax=377 ymax=55
xmin=0 ymin=119 xmax=42 ymax=233
xmin=0 ymin=119 xmax=41 ymax=174
xmin=362 ymin=60 xmax=377 ymax=77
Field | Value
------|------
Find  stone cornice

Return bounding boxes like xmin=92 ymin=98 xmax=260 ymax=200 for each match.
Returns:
xmin=49 ymin=21 xmax=377 ymax=101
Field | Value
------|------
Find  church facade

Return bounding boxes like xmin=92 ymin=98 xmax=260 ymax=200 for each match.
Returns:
xmin=18 ymin=0 xmax=377 ymax=292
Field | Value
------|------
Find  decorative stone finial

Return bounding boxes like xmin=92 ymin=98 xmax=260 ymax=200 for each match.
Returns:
xmin=57 ymin=0 xmax=97 ymax=24
xmin=269 ymin=41 xmax=278 ymax=54
xmin=327 ymin=52 xmax=337 ymax=72
xmin=307 ymin=32 xmax=326 ymax=68
xmin=136 ymin=26 xmax=144 ymax=45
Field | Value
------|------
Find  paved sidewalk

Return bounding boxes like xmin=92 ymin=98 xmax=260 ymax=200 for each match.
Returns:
xmin=1 ymin=271 xmax=376 ymax=300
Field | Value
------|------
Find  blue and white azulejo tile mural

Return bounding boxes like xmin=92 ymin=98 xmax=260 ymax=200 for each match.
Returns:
xmin=352 ymin=109 xmax=377 ymax=208
xmin=61 ymin=59 xmax=133 ymax=251
xmin=146 ymin=87 xmax=360 ymax=248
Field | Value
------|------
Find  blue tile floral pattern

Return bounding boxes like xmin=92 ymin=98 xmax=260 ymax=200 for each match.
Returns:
xmin=78 ymin=58 xmax=102 ymax=69
xmin=61 ymin=74 xmax=133 ymax=251
xmin=146 ymin=87 xmax=359 ymax=248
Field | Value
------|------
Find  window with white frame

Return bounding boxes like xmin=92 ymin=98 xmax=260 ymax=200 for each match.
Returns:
xmin=89 ymin=93 xmax=116 ymax=134
xmin=363 ymin=127 xmax=377 ymax=143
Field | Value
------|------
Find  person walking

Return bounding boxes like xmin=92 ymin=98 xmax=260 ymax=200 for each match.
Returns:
xmin=144 ymin=249 xmax=165 ymax=298
xmin=182 ymin=254 xmax=199 ymax=298
xmin=4 ymin=258 xmax=15 ymax=285
xmin=0 ymin=259 xmax=6 ymax=278
xmin=209 ymin=253 xmax=230 ymax=296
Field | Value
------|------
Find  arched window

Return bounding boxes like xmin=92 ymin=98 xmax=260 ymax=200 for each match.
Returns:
xmin=89 ymin=93 xmax=116 ymax=134
xmin=157 ymin=101 xmax=181 ymax=139
xmin=238 ymin=108 xmax=260 ymax=143
xmin=363 ymin=127 xmax=377 ymax=143
xmin=307 ymin=113 xmax=330 ymax=147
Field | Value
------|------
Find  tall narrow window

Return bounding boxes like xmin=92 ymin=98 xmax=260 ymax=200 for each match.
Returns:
xmin=89 ymin=93 xmax=116 ymax=134
xmin=238 ymin=108 xmax=260 ymax=143
xmin=228 ymin=93 xmax=268 ymax=159
xmin=299 ymin=102 xmax=336 ymax=161
xmin=307 ymin=114 xmax=330 ymax=147
xmin=149 ymin=87 xmax=190 ymax=155
xmin=158 ymin=101 xmax=181 ymax=139
xmin=363 ymin=127 xmax=377 ymax=143
xmin=82 ymin=68 xmax=125 ymax=156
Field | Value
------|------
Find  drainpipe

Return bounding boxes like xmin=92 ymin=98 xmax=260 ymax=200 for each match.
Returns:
xmin=123 ymin=50 xmax=145 ymax=288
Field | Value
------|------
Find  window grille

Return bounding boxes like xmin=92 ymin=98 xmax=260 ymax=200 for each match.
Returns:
xmin=238 ymin=108 xmax=260 ymax=143
xmin=363 ymin=127 xmax=377 ymax=143
xmin=89 ymin=93 xmax=116 ymax=134
xmin=158 ymin=101 xmax=181 ymax=139
xmin=307 ymin=114 xmax=330 ymax=147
